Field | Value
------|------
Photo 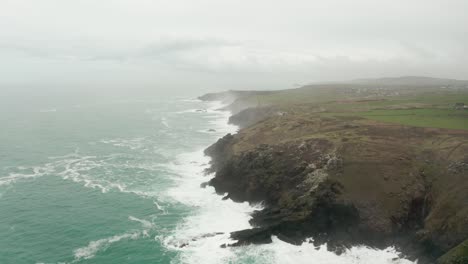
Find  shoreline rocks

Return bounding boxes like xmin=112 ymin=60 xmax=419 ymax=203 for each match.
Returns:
xmin=203 ymin=111 xmax=468 ymax=263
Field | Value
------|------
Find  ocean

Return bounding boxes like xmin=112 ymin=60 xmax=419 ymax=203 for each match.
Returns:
xmin=0 ymin=91 xmax=415 ymax=264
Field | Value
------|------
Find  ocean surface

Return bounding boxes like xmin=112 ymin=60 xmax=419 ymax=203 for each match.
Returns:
xmin=0 ymin=91 xmax=416 ymax=264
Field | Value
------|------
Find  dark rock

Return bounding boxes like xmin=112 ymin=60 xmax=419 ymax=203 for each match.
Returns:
xmin=276 ymin=233 xmax=303 ymax=245
xmin=202 ymin=112 xmax=468 ymax=263
xmin=230 ymin=227 xmax=273 ymax=246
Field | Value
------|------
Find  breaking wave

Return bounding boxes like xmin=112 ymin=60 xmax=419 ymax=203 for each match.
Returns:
xmin=73 ymin=232 xmax=141 ymax=261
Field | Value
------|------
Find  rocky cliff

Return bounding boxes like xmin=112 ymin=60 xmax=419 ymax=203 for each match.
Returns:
xmin=199 ymin=83 xmax=468 ymax=263
xmin=203 ymin=107 xmax=468 ymax=263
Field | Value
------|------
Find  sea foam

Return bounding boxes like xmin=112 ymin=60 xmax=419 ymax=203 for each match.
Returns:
xmin=73 ymin=232 xmax=140 ymax=261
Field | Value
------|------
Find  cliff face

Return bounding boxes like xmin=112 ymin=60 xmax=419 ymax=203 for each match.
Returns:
xmin=204 ymin=113 xmax=468 ymax=263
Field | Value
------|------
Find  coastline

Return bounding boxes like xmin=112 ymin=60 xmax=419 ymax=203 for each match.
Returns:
xmin=198 ymin=91 xmax=468 ymax=264
xmin=162 ymin=97 xmax=417 ymax=264
xmin=162 ymin=99 xmax=260 ymax=264
xmin=181 ymin=97 xmax=416 ymax=263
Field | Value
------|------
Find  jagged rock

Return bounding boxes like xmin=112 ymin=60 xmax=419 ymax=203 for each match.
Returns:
xmin=230 ymin=227 xmax=273 ymax=246
xmin=204 ymin=114 xmax=468 ymax=263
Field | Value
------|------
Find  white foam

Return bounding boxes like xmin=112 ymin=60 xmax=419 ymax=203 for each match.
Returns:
xmin=129 ymin=216 xmax=155 ymax=229
xmin=178 ymin=98 xmax=202 ymax=103
xmin=99 ymin=137 xmax=147 ymax=150
xmin=162 ymin=101 xmax=260 ymax=263
xmin=0 ymin=164 xmax=55 ymax=186
xmin=174 ymin=108 xmax=206 ymax=114
xmin=153 ymin=200 xmax=168 ymax=214
xmin=73 ymin=232 xmax=140 ymax=261
xmin=0 ymin=152 xmax=165 ymax=198
xmin=242 ymin=237 xmax=417 ymax=264
xmin=35 ymin=262 xmax=65 ymax=264
xmin=174 ymin=102 xmax=229 ymax=116
xmin=161 ymin=117 xmax=170 ymax=128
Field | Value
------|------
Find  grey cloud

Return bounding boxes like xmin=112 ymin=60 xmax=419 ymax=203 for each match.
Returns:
xmin=400 ymin=42 xmax=438 ymax=60
xmin=0 ymin=0 xmax=467 ymax=89
xmin=138 ymin=37 xmax=236 ymax=57
xmin=0 ymin=42 xmax=53 ymax=58
xmin=79 ymin=37 xmax=238 ymax=64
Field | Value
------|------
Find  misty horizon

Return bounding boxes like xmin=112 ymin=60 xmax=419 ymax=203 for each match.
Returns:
xmin=1 ymin=0 xmax=468 ymax=93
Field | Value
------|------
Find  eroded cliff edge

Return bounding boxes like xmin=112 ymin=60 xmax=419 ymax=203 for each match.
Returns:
xmin=199 ymin=87 xmax=468 ymax=263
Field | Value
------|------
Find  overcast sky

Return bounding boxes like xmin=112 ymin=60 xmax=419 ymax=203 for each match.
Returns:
xmin=1 ymin=0 xmax=467 ymax=92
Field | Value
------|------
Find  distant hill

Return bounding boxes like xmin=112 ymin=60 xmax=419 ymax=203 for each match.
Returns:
xmin=351 ymin=76 xmax=468 ymax=86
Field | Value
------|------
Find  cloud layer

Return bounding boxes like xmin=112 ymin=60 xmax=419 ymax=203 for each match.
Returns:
xmin=1 ymin=0 xmax=467 ymax=91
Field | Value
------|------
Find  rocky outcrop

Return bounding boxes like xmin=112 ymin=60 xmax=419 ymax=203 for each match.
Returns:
xmin=204 ymin=114 xmax=468 ymax=263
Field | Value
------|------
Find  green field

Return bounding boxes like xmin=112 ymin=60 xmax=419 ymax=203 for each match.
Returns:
xmin=341 ymin=109 xmax=468 ymax=130
xmin=321 ymin=93 xmax=468 ymax=130
xmin=252 ymin=87 xmax=468 ymax=130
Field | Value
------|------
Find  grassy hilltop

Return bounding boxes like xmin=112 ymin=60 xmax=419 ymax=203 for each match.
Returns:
xmin=200 ymin=76 xmax=468 ymax=264
xmin=218 ymin=77 xmax=468 ymax=130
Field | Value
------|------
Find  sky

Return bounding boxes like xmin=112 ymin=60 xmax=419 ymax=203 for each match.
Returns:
xmin=1 ymin=0 xmax=467 ymax=93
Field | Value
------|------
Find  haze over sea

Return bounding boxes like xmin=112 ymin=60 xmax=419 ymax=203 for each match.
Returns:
xmin=0 ymin=89 xmax=414 ymax=264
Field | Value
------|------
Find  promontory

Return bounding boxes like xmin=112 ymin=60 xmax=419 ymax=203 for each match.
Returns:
xmin=200 ymin=76 xmax=468 ymax=264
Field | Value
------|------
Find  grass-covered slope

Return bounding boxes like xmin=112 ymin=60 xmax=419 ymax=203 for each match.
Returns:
xmin=206 ymin=77 xmax=468 ymax=130
xmin=200 ymin=76 xmax=468 ymax=263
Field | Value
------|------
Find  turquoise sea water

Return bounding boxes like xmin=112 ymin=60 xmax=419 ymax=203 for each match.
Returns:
xmin=0 ymin=91 xmax=416 ymax=264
